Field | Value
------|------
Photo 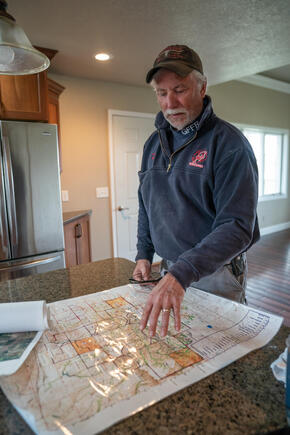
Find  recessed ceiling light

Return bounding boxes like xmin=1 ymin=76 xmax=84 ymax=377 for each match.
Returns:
xmin=95 ymin=53 xmax=110 ymax=61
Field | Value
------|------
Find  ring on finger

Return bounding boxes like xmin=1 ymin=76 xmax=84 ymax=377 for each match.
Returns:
xmin=162 ymin=308 xmax=171 ymax=313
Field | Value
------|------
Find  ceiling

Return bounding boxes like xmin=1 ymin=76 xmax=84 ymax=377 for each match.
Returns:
xmin=260 ymin=64 xmax=290 ymax=84
xmin=7 ymin=0 xmax=290 ymax=87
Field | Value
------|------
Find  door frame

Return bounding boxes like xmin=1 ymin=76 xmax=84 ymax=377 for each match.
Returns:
xmin=108 ymin=109 xmax=155 ymax=257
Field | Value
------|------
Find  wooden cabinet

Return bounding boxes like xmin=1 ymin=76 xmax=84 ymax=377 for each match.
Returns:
xmin=47 ymin=78 xmax=65 ymax=170
xmin=0 ymin=72 xmax=49 ymax=121
xmin=0 ymin=47 xmax=58 ymax=122
xmin=47 ymin=78 xmax=64 ymax=127
xmin=0 ymin=47 xmax=65 ymax=170
xmin=63 ymin=212 xmax=92 ymax=268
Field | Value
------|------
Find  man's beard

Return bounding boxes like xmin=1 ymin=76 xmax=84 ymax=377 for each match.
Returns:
xmin=164 ymin=108 xmax=193 ymax=130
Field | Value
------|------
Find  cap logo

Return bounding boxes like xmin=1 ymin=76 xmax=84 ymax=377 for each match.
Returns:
xmin=156 ymin=46 xmax=190 ymax=64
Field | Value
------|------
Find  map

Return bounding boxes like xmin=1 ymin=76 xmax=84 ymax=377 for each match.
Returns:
xmin=0 ymin=285 xmax=283 ymax=435
xmin=0 ymin=332 xmax=37 ymax=362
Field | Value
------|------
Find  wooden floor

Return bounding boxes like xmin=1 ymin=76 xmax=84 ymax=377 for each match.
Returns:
xmin=246 ymin=228 xmax=290 ymax=327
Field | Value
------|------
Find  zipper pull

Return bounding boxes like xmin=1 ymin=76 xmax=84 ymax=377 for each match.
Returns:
xmin=167 ymin=162 xmax=171 ymax=172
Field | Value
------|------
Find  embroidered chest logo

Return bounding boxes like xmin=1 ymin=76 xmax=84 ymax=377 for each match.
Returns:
xmin=189 ymin=150 xmax=208 ymax=168
xmin=151 ymin=152 xmax=156 ymax=160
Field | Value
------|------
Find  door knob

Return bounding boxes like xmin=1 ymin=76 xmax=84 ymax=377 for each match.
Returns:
xmin=117 ymin=206 xmax=129 ymax=211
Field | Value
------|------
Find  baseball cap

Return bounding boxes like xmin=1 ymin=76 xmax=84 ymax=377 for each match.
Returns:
xmin=146 ymin=44 xmax=203 ymax=84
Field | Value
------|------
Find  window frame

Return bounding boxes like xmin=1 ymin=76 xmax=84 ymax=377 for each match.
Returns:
xmin=234 ymin=123 xmax=289 ymax=202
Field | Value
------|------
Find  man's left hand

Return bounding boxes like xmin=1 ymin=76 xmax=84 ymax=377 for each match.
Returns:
xmin=140 ymin=273 xmax=185 ymax=338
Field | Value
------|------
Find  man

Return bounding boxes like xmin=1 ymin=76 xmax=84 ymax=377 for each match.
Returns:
xmin=133 ymin=45 xmax=260 ymax=338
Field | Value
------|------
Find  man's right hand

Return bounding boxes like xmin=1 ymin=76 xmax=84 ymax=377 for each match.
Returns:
xmin=132 ymin=259 xmax=151 ymax=282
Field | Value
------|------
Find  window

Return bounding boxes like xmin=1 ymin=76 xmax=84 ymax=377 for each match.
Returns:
xmin=236 ymin=125 xmax=288 ymax=201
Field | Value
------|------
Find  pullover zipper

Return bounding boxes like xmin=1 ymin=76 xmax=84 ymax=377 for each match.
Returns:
xmin=158 ymin=130 xmax=198 ymax=172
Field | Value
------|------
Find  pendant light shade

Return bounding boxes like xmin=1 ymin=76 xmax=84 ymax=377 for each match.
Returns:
xmin=0 ymin=1 xmax=49 ymax=75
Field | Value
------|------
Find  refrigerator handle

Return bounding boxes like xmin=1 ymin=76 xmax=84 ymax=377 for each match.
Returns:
xmin=0 ymin=255 xmax=61 ymax=272
xmin=2 ymin=133 xmax=18 ymax=248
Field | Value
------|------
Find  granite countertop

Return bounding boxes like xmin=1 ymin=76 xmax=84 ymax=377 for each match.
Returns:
xmin=62 ymin=209 xmax=92 ymax=224
xmin=0 ymin=258 xmax=289 ymax=435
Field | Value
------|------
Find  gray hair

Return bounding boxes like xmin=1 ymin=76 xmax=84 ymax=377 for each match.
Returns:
xmin=150 ymin=68 xmax=207 ymax=91
xmin=190 ymin=70 xmax=207 ymax=91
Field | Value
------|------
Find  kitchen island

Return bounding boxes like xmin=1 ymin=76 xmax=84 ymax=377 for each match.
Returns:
xmin=0 ymin=258 xmax=288 ymax=435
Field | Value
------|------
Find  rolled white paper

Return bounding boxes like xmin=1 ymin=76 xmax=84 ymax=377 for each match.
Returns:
xmin=0 ymin=301 xmax=49 ymax=333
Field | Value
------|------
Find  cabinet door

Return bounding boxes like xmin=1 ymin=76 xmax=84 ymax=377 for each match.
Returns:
xmin=63 ymin=215 xmax=92 ymax=268
xmin=76 ymin=216 xmax=91 ymax=265
xmin=0 ymin=72 xmax=49 ymax=121
xmin=63 ymin=221 xmax=78 ymax=267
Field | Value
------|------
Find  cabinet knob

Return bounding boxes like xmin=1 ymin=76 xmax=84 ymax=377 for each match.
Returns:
xmin=117 ymin=206 xmax=129 ymax=211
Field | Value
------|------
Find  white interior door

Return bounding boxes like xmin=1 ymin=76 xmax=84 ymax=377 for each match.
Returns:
xmin=109 ymin=111 xmax=155 ymax=261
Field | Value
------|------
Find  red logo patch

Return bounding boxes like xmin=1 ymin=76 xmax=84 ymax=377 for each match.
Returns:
xmin=189 ymin=150 xmax=208 ymax=168
xmin=151 ymin=152 xmax=156 ymax=160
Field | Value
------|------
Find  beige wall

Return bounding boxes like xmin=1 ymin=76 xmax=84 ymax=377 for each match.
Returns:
xmin=208 ymin=80 xmax=290 ymax=129
xmin=49 ymin=73 xmax=159 ymax=261
xmin=50 ymin=73 xmax=290 ymax=261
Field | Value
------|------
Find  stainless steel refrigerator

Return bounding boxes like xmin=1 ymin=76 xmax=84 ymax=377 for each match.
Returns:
xmin=0 ymin=121 xmax=65 ymax=282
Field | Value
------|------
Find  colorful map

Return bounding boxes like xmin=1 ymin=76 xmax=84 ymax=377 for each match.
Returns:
xmin=0 ymin=285 xmax=282 ymax=434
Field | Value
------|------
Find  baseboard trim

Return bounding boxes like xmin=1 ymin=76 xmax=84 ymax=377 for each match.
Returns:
xmin=260 ymin=221 xmax=290 ymax=236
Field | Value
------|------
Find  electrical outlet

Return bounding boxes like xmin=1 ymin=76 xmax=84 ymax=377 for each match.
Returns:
xmin=96 ymin=187 xmax=109 ymax=198
xmin=61 ymin=190 xmax=69 ymax=202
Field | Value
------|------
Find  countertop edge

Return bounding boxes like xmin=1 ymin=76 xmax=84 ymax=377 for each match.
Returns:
xmin=63 ymin=209 xmax=92 ymax=224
